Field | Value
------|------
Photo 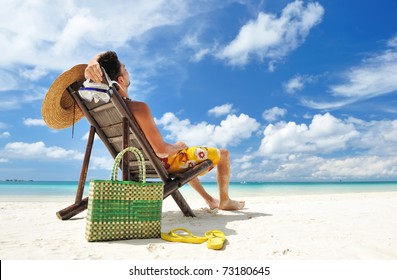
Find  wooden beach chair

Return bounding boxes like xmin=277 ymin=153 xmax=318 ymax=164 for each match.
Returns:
xmin=55 ymin=69 xmax=213 ymax=220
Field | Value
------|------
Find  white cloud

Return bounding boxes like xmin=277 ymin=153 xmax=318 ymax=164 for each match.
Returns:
xmin=212 ymin=114 xmax=261 ymax=147
xmin=217 ymin=0 xmax=324 ymax=66
xmin=0 ymin=0 xmax=194 ymax=71
xmin=23 ymin=118 xmax=46 ymax=126
xmin=0 ymin=122 xmax=8 ymax=129
xmin=351 ymin=119 xmax=397 ymax=156
xmin=0 ymin=132 xmax=11 ymax=139
xmin=0 ymin=70 xmax=19 ymax=91
xmin=208 ymin=103 xmax=235 ymax=117
xmin=233 ymin=154 xmax=255 ymax=171
xmin=19 ymin=67 xmax=48 ymax=81
xmin=331 ymin=45 xmax=397 ymax=99
xmin=0 ymin=99 xmax=21 ymax=111
xmin=284 ymin=74 xmax=316 ymax=93
xmin=233 ymin=153 xmax=397 ymax=181
xmin=181 ymin=32 xmax=201 ymax=48
xmin=388 ymin=36 xmax=397 ymax=47
xmin=90 ymin=155 xmax=114 ymax=170
xmin=0 ymin=0 xmax=195 ymax=106
xmin=81 ymin=131 xmax=100 ymax=141
xmin=303 ymin=35 xmax=397 ymax=109
xmin=156 ymin=112 xmax=260 ymax=147
xmin=0 ymin=158 xmax=9 ymax=163
xmin=262 ymin=107 xmax=287 ymax=122
xmin=3 ymin=141 xmax=113 ymax=170
xmin=284 ymin=76 xmax=305 ymax=93
xmin=300 ymin=98 xmax=353 ymax=110
xmin=192 ymin=48 xmax=211 ymax=62
xmin=4 ymin=142 xmax=84 ymax=160
xmin=0 ymin=89 xmax=46 ymax=111
xmin=23 ymin=91 xmax=46 ymax=103
xmin=180 ymin=32 xmax=213 ymax=62
xmin=259 ymin=113 xmax=358 ymax=157
xmin=157 ymin=112 xmax=397 ymax=180
xmin=241 ymin=114 xmax=397 ymax=180
xmin=1 ymin=0 xmax=238 ymax=104
xmin=314 ymin=156 xmax=397 ymax=179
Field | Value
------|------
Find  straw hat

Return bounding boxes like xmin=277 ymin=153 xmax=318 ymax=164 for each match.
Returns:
xmin=42 ymin=64 xmax=87 ymax=129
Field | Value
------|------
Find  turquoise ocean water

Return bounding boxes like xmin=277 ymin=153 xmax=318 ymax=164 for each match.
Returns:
xmin=1 ymin=181 xmax=397 ymax=201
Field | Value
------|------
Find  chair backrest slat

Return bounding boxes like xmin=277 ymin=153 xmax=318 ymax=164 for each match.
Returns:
xmin=73 ymin=86 xmax=170 ymax=182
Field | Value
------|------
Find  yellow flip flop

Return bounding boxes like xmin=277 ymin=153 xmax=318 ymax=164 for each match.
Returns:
xmin=161 ymin=228 xmax=208 ymax=244
xmin=205 ymin=230 xmax=226 ymax=250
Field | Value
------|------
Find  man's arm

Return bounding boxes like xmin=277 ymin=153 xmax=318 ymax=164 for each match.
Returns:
xmin=85 ymin=52 xmax=105 ymax=83
xmin=84 ymin=52 xmax=187 ymax=157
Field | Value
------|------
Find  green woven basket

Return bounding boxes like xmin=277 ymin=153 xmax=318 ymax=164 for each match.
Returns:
xmin=85 ymin=147 xmax=163 ymax=242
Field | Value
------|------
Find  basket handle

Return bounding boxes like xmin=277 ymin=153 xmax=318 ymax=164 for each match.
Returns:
xmin=111 ymin=147 xmax=146 ymax=183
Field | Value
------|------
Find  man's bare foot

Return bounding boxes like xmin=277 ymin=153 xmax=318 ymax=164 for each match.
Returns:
xmin=206 ymin=197 xmax=220 ymax=210
xmin=219 ymin=199 xmax=245 ymax=210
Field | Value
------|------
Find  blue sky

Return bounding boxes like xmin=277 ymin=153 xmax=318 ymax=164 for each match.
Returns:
xmin=1 ymin=0 xmax=397 ymax=182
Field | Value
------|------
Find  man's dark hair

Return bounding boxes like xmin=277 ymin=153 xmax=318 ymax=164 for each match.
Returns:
xmin=98 ymin=51 xmax=121 ymax=81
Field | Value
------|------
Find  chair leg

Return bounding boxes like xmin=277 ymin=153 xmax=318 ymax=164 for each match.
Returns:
xmin=75 ymin=125 xmax=95 ymax=204
xmin=56 ymin=126 xmax=95 ymax=220
xmin=56 ymin=197 xmax=88 ymax=220
xmin=171 ymin=190 xmax=195 ymax=217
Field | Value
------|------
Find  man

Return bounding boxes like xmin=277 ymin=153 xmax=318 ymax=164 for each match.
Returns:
xmin=85 ymin=51 xmax=244 ymax=211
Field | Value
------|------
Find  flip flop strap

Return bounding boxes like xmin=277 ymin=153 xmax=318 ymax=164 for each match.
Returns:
xmin=170 ymin=228 xmax=194 ymax=238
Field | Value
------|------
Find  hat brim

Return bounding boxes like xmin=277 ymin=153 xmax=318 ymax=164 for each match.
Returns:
xmin=42 ymin=64 xmax=87 ymax=129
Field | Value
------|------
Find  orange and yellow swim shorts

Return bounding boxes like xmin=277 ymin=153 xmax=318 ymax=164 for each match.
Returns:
xmin=160 ymin=146 xmax=221 ymax=175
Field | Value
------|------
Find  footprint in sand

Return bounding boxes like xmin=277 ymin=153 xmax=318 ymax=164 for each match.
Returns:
xmin=147 ymin=243 xmax=164 ymax=253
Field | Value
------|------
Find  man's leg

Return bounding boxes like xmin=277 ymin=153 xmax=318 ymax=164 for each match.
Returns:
xmin=217 ymin=149 xmax=245 ymax=210
xmin=188 ymin=178 xmax=219 ymax=209
xmin=190 ymin=149 xmax=245 ymax=210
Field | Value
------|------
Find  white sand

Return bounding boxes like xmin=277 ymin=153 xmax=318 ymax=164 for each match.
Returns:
xmin=1 ymin=191 xmax=397 ymax=260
